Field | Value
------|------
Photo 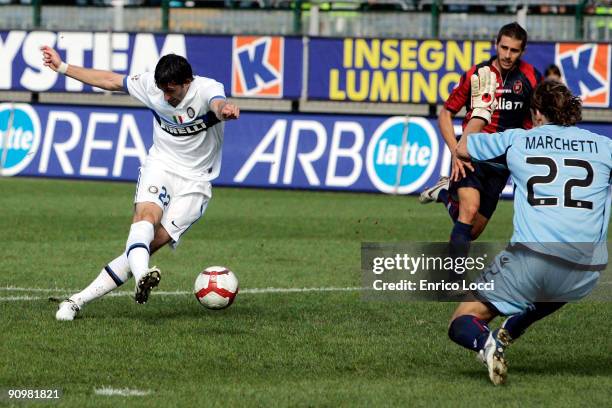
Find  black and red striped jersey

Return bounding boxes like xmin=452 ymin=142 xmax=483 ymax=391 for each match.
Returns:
xmin=444 ymin=57 xmax=542 ymax=133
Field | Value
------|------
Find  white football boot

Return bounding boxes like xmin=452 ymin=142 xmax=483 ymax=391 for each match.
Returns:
xmin=56 ymin=299 xmax=80 ymax=321
xmin=478 ymin=328 xmax=511 ymax=385
xmin=419 ymin=176 xmax=449 ymax=204
xmin=135 ymin=266 xmax=161 ymax=304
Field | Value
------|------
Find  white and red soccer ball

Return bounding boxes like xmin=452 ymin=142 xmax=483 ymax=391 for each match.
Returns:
xmin=194 ymin=266 xmax=239 ymax=309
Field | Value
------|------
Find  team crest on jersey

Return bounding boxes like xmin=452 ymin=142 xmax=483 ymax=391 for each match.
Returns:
xmin=232 ymin=36 xmax=283 ymax=98
xmin=187 ymin=107 xmax=195 ymax=119
xmin=556 ymin=43 xmax=611 ymax=107
xmin=512 ymin=80 xmax=523 ymax=95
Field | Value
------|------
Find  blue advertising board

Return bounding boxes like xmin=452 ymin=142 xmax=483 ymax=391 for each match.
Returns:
xmin=1 ymin=103 xmax=610 ymax=195
xmin=0 ymin=31 xmax=302 ymax=99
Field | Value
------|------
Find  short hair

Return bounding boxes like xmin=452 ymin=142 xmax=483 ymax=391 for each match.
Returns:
xmin=544 ymin=64 xmax=561 ymax=78
xmin=154 ymin=54 xmax=194 ymax=87
xmin=496 ymin=22 xmax=528 ymax=50
xmin=531 ymin=80 xmax=582 ymax=126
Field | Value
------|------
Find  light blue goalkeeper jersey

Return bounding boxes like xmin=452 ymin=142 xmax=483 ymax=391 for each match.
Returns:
xmin=467 ymin=124 xmax=612 ymax=267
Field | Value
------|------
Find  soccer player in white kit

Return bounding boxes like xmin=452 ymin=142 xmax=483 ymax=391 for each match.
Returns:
xmin=40 ymin=46 xmax=240 ymax=320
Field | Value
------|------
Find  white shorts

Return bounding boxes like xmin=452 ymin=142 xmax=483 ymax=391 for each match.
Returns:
xmin=134 ymin=164 xmax=212 ymax=248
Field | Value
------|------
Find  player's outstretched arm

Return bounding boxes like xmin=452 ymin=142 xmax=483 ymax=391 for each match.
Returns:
xmin=456 ymin=117 xmax=487 ymax=161
xmin=211 ymin=99 xmax=240 ymax=121
xmin=40 ymin=45 xmax=125 ymax=92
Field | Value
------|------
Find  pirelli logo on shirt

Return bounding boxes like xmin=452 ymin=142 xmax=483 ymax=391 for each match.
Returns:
xmin=159 ymin=118 xmax=207 ymax=136
xmin=153 ymin=111 xmax=220 ymax=136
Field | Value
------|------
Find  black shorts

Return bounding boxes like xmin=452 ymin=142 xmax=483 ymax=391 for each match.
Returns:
xmin=448 ymin=161 xmax=510 ymax=220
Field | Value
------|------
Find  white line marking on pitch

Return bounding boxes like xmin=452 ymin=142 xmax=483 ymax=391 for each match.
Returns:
xmin=0 ymin=287 xmax=75 ymax=292
xmin=0 ymin=286 xmax=363 ymax=301
xmin=0 ymin=295 xmax=47 ymax=301
xmin=94 ymin=387 xmax=152 ymax=397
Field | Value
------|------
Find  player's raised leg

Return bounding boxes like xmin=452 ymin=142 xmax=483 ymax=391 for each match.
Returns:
xmin=419 ymin=176 xmax=463 ymax=223
xmin=419 ymin=176 xmax=449 ymax=204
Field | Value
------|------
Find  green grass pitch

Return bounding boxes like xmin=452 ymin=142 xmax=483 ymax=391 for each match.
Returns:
xmin=0 ymin=177 xmax=610 ymax=407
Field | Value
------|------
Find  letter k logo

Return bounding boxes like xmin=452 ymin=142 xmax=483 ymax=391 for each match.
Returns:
xmin=232 ymin=36 xmax=283 ymax=97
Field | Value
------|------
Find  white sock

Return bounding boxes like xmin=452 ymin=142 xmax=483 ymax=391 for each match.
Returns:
xmin=126 ymin=220 xmax=154 ymax=282
xmin=69 ymin=254 xmax=131 ymax=307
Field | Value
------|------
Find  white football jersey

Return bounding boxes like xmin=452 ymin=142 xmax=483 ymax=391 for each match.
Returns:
xmin=124 ymin=72 xmax=226 ymax=181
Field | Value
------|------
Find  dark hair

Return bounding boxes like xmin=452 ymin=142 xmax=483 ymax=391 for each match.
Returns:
xmin=496 ymin=22 xmax=528 ymax=50
xmin=154 ymin=54 xmax=194 ymax=86
xmin=531 ymin=80 xmax=582 ymax=126
xmin=544 ymin=64 xmax=561 ymax=78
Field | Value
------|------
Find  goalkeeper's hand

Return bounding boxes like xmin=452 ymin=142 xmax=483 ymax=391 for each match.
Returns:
xmin=470 ymin=66 xmax=498 ymax=124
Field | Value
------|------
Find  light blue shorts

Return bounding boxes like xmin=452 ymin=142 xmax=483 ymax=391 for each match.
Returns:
xmin=475 ymin=247 xmax=600 ymax=316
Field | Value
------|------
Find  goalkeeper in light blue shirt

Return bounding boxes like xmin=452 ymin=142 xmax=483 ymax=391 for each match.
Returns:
xmin=446 ymin=72 xmax=611 ymax=386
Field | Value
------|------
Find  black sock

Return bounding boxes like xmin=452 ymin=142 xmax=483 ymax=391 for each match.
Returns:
xmin=503 ymin=302 xmax=566 ymax=340
xmin=449 ymin=221 xmax=472 ymax=261
xmin=450 ymin=221 xmax=471 ymax=245
xmin=448 ymin=315 xmax=490 ymax=351
xmin=445 ymin=197 xmax=460 ymax=222
xmin=438 ymin=189 xmax=449 ymax=204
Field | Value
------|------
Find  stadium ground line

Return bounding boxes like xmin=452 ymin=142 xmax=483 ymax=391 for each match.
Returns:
xmin=0 ymin=286 xmax=365 ymax=301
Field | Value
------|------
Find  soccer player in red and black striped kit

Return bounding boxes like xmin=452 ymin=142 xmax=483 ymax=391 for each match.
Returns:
xmin=420 ymin=22 xmax=541 ymax=256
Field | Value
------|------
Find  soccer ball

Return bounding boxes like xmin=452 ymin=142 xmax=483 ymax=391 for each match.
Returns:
xmin=194 ymin=266 xmax=239 ymax=309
